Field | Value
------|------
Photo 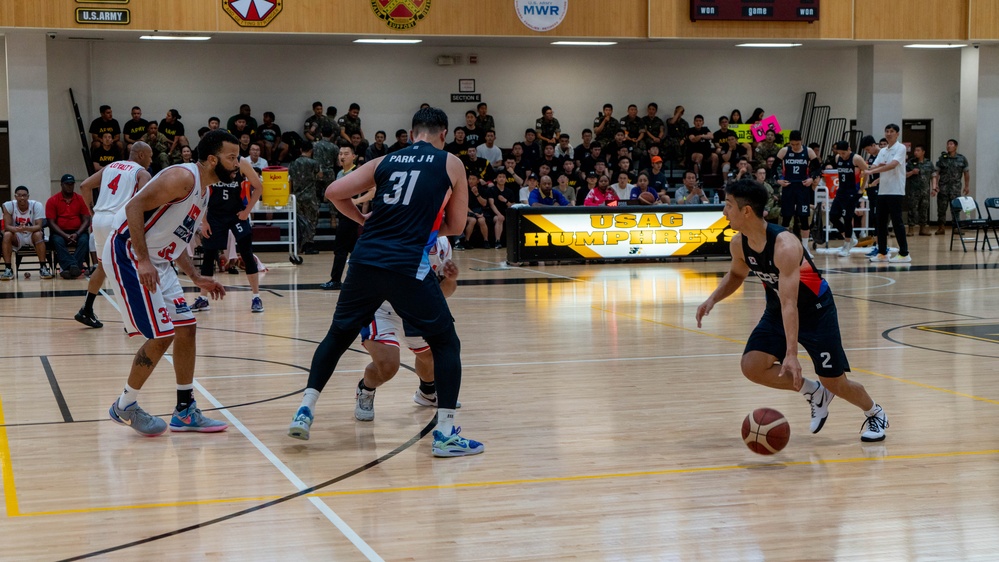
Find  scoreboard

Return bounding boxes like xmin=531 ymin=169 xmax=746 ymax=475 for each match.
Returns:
xmin=690 ymin=0 xmax=819 ymax=22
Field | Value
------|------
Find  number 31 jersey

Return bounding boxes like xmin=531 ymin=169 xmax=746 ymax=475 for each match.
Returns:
xmin=352 ymin=140 xmax=454 ymax=280
xmin=112 ymin=163 xmax=209 ymax=263
xmin=94 ymin=160 xmax=146 ymax=214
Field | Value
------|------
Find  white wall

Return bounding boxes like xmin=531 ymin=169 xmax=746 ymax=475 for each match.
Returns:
xmin=0 ymin=37 xmax=8 ymax=121
xmin=35 ymin=39 xmax=967 ymax=198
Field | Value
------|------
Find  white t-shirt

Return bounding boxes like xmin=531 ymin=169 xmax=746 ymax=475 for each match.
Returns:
xmin=249 ymin=156 xmax=269 ymax=172
xmin=476 ymin=143 xmax=503 ymax=168
xmin=872 ymin=142 xmax=907 ymax=196
xmin=611 ymin=183 xmax=633 ymax=200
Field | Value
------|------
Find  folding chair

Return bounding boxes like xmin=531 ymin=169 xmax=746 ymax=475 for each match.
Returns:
xmin=949 ymin=197 xmax=992 ymax=252
xmin=984 ymin=197 xmax=999 ymax=248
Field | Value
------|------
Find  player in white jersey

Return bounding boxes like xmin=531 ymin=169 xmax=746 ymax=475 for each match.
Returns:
xmin=76 ymin=142 xmax=152 ymax=328
xmin=103 ymin=130 xmax=236 ymax=437
xmin=1 ymin=186 xmax=52 ymax=280
xmin=354 ymin=236 xmax=460 ymax=420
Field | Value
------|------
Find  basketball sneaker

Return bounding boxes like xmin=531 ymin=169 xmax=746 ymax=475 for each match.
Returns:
xmin=889 ymin=253 xmax=912 ymax=263
xmin=869 ymin=253 xmax=890 ymax=263
xmin=432 ymin=426 xmax=484 ymax=457
xmin=288 ymin=406 xmax=313 ymax=440
xmin=169 ymin=400 xmax=228 ymax=432
xmin=39 ymin=265 xmax=53 ymax=279
xmin=355 ymin=385 xmax=376 ymax=421
xmin=109 ymin=400 xmax=167 ymax=437
xmin=74 ymin=307 xmax=103 ymax=328
xmin=251 ymin=296 xmax=264 ymax=313
xmin=804 ymin=381 xmax=834 ymax=434
xmin=191 ymin=296 xmax=211 ymax=312
xmin=860 ymin=404 xmax=889 ymax=442
xmin=838 ymin=237 xmax=857 ymax=257
xmin=413 ymin=390 xmax=461 ymax=409
xmin=1 ymin=268 xmax=12 ymax=281
xmin=865 ymin=247 xmax=880 ymax=258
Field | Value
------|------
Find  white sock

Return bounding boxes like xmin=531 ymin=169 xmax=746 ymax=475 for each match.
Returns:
xmin=864 ymin=403 xmax=881 ymax=417
xmin=436 ymin=408 xmax=456 ymax=436
xmin=301 ymin=388 xmax=320 ymax=413
xmin=118 ymin=383 xmax=140 ymax=409
xmin=798 ymin=378 xmax=820 ymax=395
xmin=253 ymin=293 xmax=260 ymax=299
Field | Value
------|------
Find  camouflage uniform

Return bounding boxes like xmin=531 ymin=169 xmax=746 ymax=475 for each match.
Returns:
xmin=593 ymin=113 xmax=622 ymax=146
xmin=935 ymin=152 xmax=969 ymax=224
xmin=640 ymin=115 xmax=666 ymax=151
xmin=754 ymin=140 xmax=780 ymax=169
xmin=142 ymin=131 xmax=171 ymax=172
xmin=763 ymin=181 xmax=781 ymax=223
xmin=288 ymin=155 xmax=322 ymax=250
xmin=476 ymin=115 xmax=496 ymax=133
xmin=338 ymin=115 xmax=363 ymax=141
xmin=535 ymin=117 xmax=561 ymax=145
xmin=303 ymin=115 xmax=333 ymax=142
xmin=665 ymin=117 xmax=689 ymax=163
xmin=905 ymin=157 xmax=934 ymax=227
xmin=312 ymin=139 xmax=339 ymax=200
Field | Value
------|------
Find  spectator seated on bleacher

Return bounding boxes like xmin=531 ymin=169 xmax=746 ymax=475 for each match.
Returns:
xmin=2 ymin=186 xmax=53 ymax=280
xmin=584 ymin=175 xmax=619 ymax=207
xmin=45 ymin=174 xmax=91 ymax=279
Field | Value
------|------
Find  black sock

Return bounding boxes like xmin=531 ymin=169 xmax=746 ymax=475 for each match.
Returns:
xmin=419 ymin=380 xmax=436 ymax=395
xmin=358 ymin=379 xmax=376 ymax=392
xmin=177 ymin=388 xmax=194 ymax=411
xmin=83 ymin=292 xmax=98 ymax=313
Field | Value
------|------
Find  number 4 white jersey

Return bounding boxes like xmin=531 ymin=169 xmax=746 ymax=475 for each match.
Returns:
xmin=111 ymin=163 xmax=209 ymax=263
xmin=94 ymin=160 xmax=147 ymax=214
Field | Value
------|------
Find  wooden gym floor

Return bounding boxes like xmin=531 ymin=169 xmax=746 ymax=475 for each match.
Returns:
xmin=1 ymin=232 xmax=998 ymax=561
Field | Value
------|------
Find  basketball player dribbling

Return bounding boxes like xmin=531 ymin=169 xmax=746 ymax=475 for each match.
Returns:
xmin=77 ymin=142 xmax=153 ymax=328
xmin=696 ymin=179 xmax=889 ymax=442
xmin=288 ymin=107 xmax=484 ymax=457
xmin=354 ymin=235 xmax=462 ymax=421
xmin=104 ymin=130 xmax=235 ymax=436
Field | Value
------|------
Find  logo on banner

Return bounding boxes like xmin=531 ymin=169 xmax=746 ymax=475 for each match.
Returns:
xmin=223 ymin=0 xmax=283 ymax=27
xmin=515 ymin=0 xmax=568 ymax=32
xmin=371 ymin=0 xmax=432 ymax=30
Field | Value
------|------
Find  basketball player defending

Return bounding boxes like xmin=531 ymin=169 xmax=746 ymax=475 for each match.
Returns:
xmin=355 ymin=236 xmax=461 ymax=421
xmin=288 ymin=107 xmax=484 ymax=457
xmin=191 ymin=156 xmax=264 ymax=313
xmin=77 ymin=142 xmax=153 ymax=328
xmin=104 ymin=130 xmax=235 ymax=436
xmin=696 ymin=179 xmax=888 ymax=442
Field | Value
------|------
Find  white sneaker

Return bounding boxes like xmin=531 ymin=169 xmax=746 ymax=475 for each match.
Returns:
xmin=413 ymin=390 xmax=461 ymax=409
xmin=860 ymin=405 xmax=889 ymax=442
xmin=889 ymin=254 xmax=912 ymax=263
xmin=804 ymin=381 xmax=834 ymax=434
xmin=838 ymin=239 xmax=855 ymax=257
xmin=355 ymin=385 xmax=375 ymax=421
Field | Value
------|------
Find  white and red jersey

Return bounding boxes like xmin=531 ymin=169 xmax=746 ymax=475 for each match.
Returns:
xmin=2 ymin=200 xmax=44 ymax=228
xmin=94 ymin=160 xmax=146 ymax=214
xmin=112 ymin=163 xmax=209 ymax=263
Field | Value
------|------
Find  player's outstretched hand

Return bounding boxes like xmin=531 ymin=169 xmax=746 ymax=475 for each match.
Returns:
xmin=695 ymin=299 xmax=714 ymax=328
xmin=195 ymin=276 xmax=227 ymax=300
xmin=779 ymin=355 xmax=803 ymax=391
xmin=442 ymin=259 xmax=459 ymax=280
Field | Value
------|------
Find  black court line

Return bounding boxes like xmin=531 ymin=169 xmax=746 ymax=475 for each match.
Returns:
xmin=881 ymin=320 xmax=999 ymax=360
xmin=834 ymin=293 xmax=984 ymax=320
xmin=58 ymin=418 xmax=437 ymax=562
xmin=39 ymin=356 xmax=73 ymax=423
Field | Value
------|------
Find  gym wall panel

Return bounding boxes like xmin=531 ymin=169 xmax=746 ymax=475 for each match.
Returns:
xmin=970 ymin=0 xmax=999 ymax=40
xmin=854 ymin=0 xmax=968 ymax=41
xmin=649 ymin=0 xmax=853 ymax=40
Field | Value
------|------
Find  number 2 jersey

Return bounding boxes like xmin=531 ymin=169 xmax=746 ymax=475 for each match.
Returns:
xmin=111 ymin=163 xmax=209 ymax=263
xmin=351 ymin=140 xmax=453 ymax=280
xmin=741 ymin=223 xmax=832 ymax=314
xmin=94 ymin=160 xmax=146 ymax=214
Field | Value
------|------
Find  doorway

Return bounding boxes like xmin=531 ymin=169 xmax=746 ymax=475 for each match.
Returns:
xmin=902 ymin=120 xmax=932 ymax=157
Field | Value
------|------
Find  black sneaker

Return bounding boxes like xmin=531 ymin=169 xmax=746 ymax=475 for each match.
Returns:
xmin=227 ymin=266 xmax=239 ymax=274
xmin=320 ymin=280 xmax=342 ymax=290
xmin=74 ymin=308 xmax=104 ymax=328
xmin=69 ymin=265 xmax=81 ymax=278
xmin=453 ymin=241 xmax=467 ymax=251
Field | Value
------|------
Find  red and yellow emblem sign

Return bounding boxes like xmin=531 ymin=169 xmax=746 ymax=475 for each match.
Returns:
xmin=370 ymin=0 xmax=431 ymax=30
xmin=223 ymin=0 xmax=283 ymax=27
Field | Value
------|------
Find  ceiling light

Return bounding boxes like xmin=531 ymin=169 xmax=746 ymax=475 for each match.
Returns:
xmin=354 ymin=38 xmax=423 ymax=44
xmin=904 ymin=44 xmax=967 ymax=49
xmin=736 ymin=43 xmax=802 ymax=48
xmin=140 ymin=35 xmax=211 ymax=41
xmin=551 ymin=41 xmax=617 ymax=46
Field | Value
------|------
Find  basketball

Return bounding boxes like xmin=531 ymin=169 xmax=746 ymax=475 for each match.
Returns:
xmin=639 ymin=191 xmax=656 ymax=204
xmin=741 ymin=408 xmax=790 ymax=455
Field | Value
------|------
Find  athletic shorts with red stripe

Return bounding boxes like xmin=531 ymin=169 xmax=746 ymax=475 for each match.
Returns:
xmin=102 ymin=231 xmax=195 ymax=339
xmin=360 ymin=303 xmax=430 ymax=353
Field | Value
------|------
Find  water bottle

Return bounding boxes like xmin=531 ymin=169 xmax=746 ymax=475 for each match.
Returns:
xmin=712 ymin=193 xmax=719 ymax=205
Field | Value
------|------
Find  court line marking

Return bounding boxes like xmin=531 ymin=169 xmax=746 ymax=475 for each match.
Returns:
xmin=101 ymin=288 xmax=383 ymax=561
xmin=40 ymin=356 xmax=74 ymax=422
xmin=913 ymin=325 xmax=999 ymax=345
xmin=15 ymin=447 xmax=999 ymax=517
xmin=0 ymin=394 xmax=21 ymax=516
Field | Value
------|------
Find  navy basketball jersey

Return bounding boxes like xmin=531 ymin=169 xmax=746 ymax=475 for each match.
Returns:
xmin=352 ymin=141 xmax=454 ymax=279
xmin=836 ymin=152 xmax=859 ymax=196
xmin=741 ymin=223 xmax=831 ymax=312
xmin=782 ymin=147 xmax=810 ymax=184
xmin=207 ymin=171 xmax=246 ymax=218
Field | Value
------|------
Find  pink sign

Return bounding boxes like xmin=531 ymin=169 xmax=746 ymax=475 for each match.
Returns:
xmin=751 ymin=115 xmax=782 ymax=142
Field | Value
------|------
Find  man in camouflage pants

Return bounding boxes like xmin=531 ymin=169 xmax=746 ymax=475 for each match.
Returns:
xmin=933 ymin=138 xmax=970 ymax=235
xmin=904 ymin=145 xmax=935 ymax=236
xmin=288 ymin=140 xmax=322 ymax=255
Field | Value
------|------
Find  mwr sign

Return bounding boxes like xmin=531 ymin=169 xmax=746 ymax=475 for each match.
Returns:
xmin=516 ymin=0 xmax=568 ymax=32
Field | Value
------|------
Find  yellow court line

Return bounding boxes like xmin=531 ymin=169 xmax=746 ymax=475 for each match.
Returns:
xmin=915 ymin=326 xmax=999 ymax=345
xmin=12 ymin=448 xmax=999 ymax=517
xmin=0 ymin=394 xmax=21 ymax=516
xmin=596 ymin=306 xmax=999 ymax=405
